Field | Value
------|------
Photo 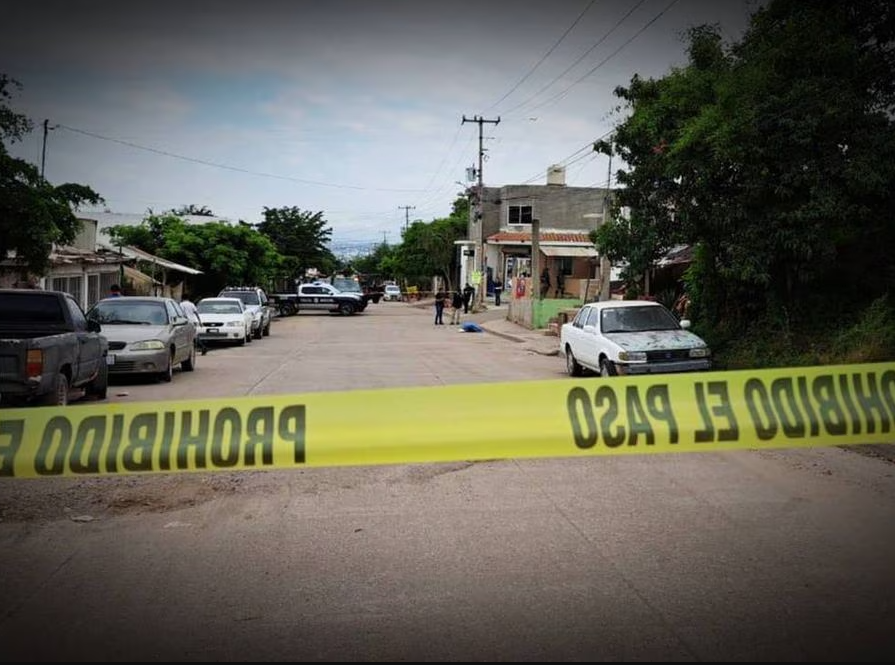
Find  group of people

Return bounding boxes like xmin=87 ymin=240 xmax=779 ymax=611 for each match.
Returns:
xmin=433 ymin=283 xmax=475 ymax=325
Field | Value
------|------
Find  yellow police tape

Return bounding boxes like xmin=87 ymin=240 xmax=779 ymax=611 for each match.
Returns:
xmin=1 ymin=362 xmax=893 ymax=478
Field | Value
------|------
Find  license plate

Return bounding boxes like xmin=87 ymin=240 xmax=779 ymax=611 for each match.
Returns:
xmin=206 ymin=329 xmax=220 ymax=334
xmin=106 ymin=354 xmax=116 ymax=365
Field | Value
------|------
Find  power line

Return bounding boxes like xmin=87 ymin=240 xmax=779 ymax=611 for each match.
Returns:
xmin=486 ymin=0 xmax=599 ymax=112
xmin=55 ymin=123 xmax=428 ymax=193
xmin=398 ymin=205 xmax=416 ymax=232
xmin=500 ymin=0 xmax=650 ymax=117
xmin=524 ymin=0 xmax=683 ymax=114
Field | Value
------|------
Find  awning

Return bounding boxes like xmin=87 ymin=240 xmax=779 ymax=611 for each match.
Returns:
xmin=101 ymin=244 xmax=203 ymax=275
xmin=540 ymin=246 xmax=598 ymax=258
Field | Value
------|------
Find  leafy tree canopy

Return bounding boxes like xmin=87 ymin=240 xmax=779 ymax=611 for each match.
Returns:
xmin=0 ymin=75 xmax=104 ymax=276
xmin=595 ymin=0 xmax=895 ymax=326
xmin=256 ymin=206 xmax=337 ymax=279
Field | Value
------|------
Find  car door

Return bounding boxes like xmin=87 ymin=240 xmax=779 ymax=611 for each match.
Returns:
xmin=64 ymin=294 xmax=100 ymax=386
xmin=578 ymin=306 xmax=601 ymax=369
xmin=167 ymin=300 xmax=190 ymax=363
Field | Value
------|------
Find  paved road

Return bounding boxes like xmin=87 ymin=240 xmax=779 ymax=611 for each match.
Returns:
xmin=1 ymin=302 xmax=894 ymax=661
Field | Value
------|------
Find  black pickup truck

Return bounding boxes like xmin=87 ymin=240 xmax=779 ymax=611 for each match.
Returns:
xmin=0 ymin=289 xmax=109 ymax=406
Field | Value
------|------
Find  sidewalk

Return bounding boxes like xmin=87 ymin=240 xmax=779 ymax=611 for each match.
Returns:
xmin=412 ymin=297 xmax=560 ymax=356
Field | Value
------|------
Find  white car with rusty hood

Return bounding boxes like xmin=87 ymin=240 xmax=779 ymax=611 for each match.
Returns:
xmin=560 ymin=300 xmax=712 ymax=377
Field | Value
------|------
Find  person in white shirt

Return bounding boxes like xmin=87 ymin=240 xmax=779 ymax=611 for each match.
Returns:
xmin=180 ymin=294 xmax=207 ymax=355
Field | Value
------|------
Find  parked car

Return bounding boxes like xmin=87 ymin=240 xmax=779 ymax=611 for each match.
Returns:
xmin=217 ymin=286 xmax=273 ymax=338
xmin=0 ymin=289 xmax=108 ymax=406
xmin=383 ymin=284 xmax=402 ymax=301
xmin=86 ymin=296 xmax=197 ymax=382
xmin=196 ymin=297 xmax=253 ymax=346
xmin=560 ymin=300 xmax=712 ymax=377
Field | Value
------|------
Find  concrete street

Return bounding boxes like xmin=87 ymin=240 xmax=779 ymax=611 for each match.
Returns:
xmin=1 ymin=301 xmax=894 ymax=661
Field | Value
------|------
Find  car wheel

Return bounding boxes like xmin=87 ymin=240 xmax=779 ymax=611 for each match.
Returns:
xmin=159 ymin=352 xmax=174 ymax=383
xmin=599 ymin=357 xmax=617 ymax=377
xmin=263 ymin=321 xmax=271 ymax=336
xmin=253 ymin=325 xmax=262 ymax=340
xmin=565 ymin=347 xmax=583 ymax=377
xmin=87 ymin=361 xmax=109 ymax=399
xmin=339 ymin=302 xmax=354 ymax=316
xmin=182 ymin=344 xmax=196 ymax=372
xmin=40 ymin=372 xmax=70 ymax=406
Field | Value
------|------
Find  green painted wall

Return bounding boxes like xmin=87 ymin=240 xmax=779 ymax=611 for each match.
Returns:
xmin=532 ymin=298 xmax=581 ymax=329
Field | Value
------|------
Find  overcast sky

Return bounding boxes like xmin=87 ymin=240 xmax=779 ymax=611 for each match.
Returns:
xmin=2 ymin=0 xmax=759 ymax=246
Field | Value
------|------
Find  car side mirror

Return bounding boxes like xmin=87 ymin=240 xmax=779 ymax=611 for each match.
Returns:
xmin=87 ymin=319 xmax=101 ymax=333
xmin=173 ymin=316 xmax=188 ymax=326
xmin=680 ymin=319 xmax=691 ymax=329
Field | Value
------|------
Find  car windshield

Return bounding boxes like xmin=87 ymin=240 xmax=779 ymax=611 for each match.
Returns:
xmin=601 ymin=305 xmax=680 ymax=334
xmin=332 ymin=278 xmax=361 ymax=293
xmin=89 ymin=301 xmax=168 ymax=325
xmin=224 ymin=292 xmax=260 ymax=306
xmin=199 ymin=301 xmax=242 ymax=314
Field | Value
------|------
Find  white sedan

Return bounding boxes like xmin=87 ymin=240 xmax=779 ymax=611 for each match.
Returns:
xmin=383 ymin=284 xmax=402 ymax=301
xmin=560 ymin=300 xmax=712 ymax=377
xmin=196 ymin=297 xmax=253 ymax=346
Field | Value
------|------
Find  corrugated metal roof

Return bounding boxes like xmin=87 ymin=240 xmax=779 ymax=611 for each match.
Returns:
xmin=487 ymin=232 xmax=592 ymax=244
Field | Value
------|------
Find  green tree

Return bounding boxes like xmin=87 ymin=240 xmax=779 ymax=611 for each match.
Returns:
xmin=168 ymin=204 xmax=215 ymax=217
xmin=104 ymin=213 xmax=281 ymax=296
xmin=391 ymin=197 xmax=468 ymax=290
xmin=598 ymin=0 xmax=895 ymax=327
xmin=352 ymin=242 xmax=398 ymax=277
xmin=256 ymin=207 xmax=337 ymax=279
xmin=0 ymin=75 xmax=104 ymax=276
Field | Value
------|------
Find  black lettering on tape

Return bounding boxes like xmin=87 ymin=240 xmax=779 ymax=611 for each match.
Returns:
xmin=158 ymin=412 xmax=177 ymax=471
xmin=245 ymin=407 xmax=275 ymax=465
xmin=211 ymin=408 xmax=241 ymax=467
xmin=123 ymin=413 xmax=156 ymax=472
xmin=625 ymin=386 xmax=654 ymax=446
xmin=278 ymin=405 xmax=306 ymax=464
xmin=645 ymin=385 xmax=678 ymax=444
xmin=178 ymin=410 xmax=210 ymax=469
xmin=105 ymin=414 xmax=124 ymax=473
xmin=70 ymin=415 xmax=105 ymax=474
xmin=812 ymin=375 xmax=847 ymax=436
xmin=567 ymin=387 xmax=597 ymax=449
xmin=771 ymin=378 xmax=806 ymax=439
xmin=596 ymin=386 xmax=624 ymax=448
xmin=694 ymin=382 xmax=714 ymax=442
xmin=838 ymin=374 xmax=861 ymax=435
xmin=797 ymin=376 xmax=820 ymax=437
xmin=882 ymin=371 xmax=895 ymax=426
xmin=852 ymin=372 xmax=890 ymax=435
xmin=0 ymin=419 xmax=24 ymax=477
xmin=744 ymin=378 xmax=777 ymax=440
xmin=35 ymin=416 xmax=72 ymax=475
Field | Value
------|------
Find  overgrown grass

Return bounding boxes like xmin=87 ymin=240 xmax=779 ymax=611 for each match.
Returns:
xmin=710 ymin=295 xmax=895 ymax=370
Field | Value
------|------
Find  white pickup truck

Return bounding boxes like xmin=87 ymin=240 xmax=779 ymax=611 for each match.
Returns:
xmin=560 ymin=300 xmax=712 ymax=377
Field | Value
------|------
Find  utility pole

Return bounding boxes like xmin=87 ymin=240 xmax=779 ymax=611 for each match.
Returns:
xmin=600 ymin=143 xmax=613 ymax=301
xmin=462 ymin=114 xmax=500 ymax=309
xmin=41 ymin=119 xmax=55 ymax=179
xmin=398 ymin=205 xmax=415 ymax=233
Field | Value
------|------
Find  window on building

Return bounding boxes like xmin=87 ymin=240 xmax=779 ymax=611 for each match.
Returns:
xmin=508 ymin=205 xmax=533 ymax=225
xmin=50 ymin=275 xmax=83 ymax=302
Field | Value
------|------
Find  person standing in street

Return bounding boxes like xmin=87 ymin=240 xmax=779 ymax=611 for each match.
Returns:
xmin=434 ymin=289 xmax=446 ymax=325
xmin=462 ymin=282 xmax=474 ymax=314
xmin=493 ymin=276 xmax=503 ymax=306
xmin=450 ymin=290 xmax=463 ymax=324
xmin=109 ymin=284 xmax=122 ymax=297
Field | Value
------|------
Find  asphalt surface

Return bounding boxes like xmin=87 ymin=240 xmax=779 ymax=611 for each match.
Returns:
xmin=1 ymin=300 xmax=894 ymax=662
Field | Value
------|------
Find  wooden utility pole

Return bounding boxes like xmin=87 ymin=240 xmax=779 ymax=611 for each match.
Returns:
xmin=461 ymin=114 xmax=500 ymax=309
xmin=398 ymin=205 xmax=415 ymax=233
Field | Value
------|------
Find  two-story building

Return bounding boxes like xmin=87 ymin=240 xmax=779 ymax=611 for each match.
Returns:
xmin=458 ymin=165 xmax=611 ymax=327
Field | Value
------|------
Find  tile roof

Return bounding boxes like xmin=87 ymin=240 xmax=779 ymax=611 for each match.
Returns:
xmin=488 ymin=231 xmax=592 ymax=244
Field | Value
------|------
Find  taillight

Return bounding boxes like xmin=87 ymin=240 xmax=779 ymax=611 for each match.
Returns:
xmin=26 ymin=349 xmax=43 ymax=378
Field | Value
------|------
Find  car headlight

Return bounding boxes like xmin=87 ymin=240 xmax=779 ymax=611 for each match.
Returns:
xmin=130 ymin=340 xmax=166 ymax=351
xmin=690 ymin=347 xmax=711 ymax=358
xmin=618 ymin=351 xmax=647 ymax=362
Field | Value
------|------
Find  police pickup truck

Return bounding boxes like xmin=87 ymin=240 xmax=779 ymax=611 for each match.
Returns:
xmin=270 ymin=282 xmax=365 ymax=316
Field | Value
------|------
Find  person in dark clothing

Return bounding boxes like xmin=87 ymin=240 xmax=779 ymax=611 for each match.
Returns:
xmin=450 ymin=290 xmax=463 ymax=324
xmin=540 ymin=268 xmax=550 ymax=299
xmin=493 ymin=277 xmax=504 ymax=306
xmin=462 ymin=282 xmax=474 ymax=313
xmin=109 ymin=284 xmax=122 ymax=297
xmin=434 ymin=290 xmax=446 ymax=325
